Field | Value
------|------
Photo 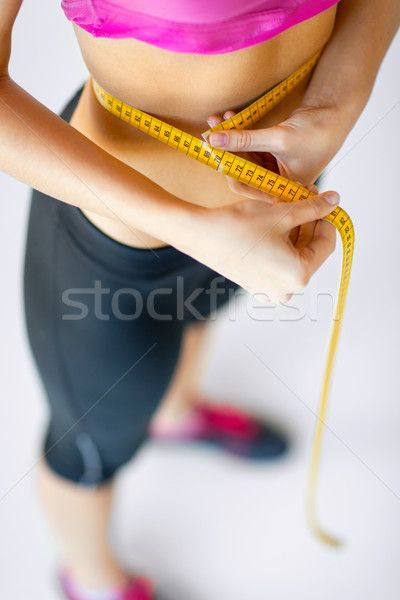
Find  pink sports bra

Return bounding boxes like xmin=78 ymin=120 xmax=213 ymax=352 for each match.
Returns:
xmin=61 ymin=0 xmax=340 ymax=54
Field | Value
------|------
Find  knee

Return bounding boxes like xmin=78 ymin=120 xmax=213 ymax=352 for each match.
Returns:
xmin=42 ymin=423 xmax=142 ymax=487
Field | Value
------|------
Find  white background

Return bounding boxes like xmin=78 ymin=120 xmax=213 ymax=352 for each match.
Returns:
xmin=0 ymin=1 xmax=400 ymax=599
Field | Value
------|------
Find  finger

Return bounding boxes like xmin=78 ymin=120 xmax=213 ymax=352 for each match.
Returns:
xmin=208 ymin=125 xmax=287 ymax=153
xmin=285 ymin=183 xmax=332 ymax=251
xmin=305 ymin=183 xmax=318 ymax=195
xmin=206 ymin=115 xmax=224 ymax=128
xmin=293 ymin=221 xmax=317 ymax=248
xmin=288 ymin=225 xmax=300 ymax=245
xmin=223 ymin=110 xmax=236 ymax=120
xmin=298 ymin=219 xmax=337 ymax=275
xmin=227 ymin=177 xmax=275 ymax=203
xmin=281 ymin=191 xmax=340 ymax=230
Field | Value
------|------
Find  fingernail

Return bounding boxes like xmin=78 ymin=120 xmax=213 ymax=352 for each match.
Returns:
xmin=324 ymin=192 xmax=340 ymax=205
xmin=206 ymin=118 xmax=216 ymax=127
xmin=209 ymin=132 xmax=228 ymax=147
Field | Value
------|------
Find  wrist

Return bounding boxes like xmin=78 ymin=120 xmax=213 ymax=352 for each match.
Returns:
xmin=302 ymin=74 xmax=370 ymax=135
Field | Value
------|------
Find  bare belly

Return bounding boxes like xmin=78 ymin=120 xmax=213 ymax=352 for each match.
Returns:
xmin=69 ymin=7 xmax=337 ymax=248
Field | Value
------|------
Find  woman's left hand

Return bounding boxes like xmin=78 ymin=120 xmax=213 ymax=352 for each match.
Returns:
xmin=206 ymin=102 xmax=349 ymax=200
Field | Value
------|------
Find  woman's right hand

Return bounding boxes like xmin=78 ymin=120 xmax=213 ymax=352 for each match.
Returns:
xmin=190 ymin=188 xmax=339 ymax=304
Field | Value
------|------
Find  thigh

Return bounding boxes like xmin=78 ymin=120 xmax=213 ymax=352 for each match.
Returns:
xmin=23 ymin=189 xmax=186 ymax=483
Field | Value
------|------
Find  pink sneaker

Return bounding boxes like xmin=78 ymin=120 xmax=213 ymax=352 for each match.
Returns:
xmin=58 ymin=567 xmax=155 ymax=600
xmin=149 ymin=402 xmax=288 ymax=459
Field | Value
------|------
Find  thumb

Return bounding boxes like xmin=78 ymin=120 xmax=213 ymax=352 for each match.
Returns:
xmin=283 ymin=191 xmax=340 ymax=229
xmin=208 ymin=125 xmax=286 ymax=153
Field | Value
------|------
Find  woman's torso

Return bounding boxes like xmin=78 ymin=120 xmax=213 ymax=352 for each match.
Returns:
xmin=69 ymin=6 xmax=337 ymax=248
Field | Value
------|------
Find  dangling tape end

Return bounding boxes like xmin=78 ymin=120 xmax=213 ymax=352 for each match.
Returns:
xmin=310 ymin=520 xmax=344 ymax=549
xmin=316 ymin=530 xmax=343 ymax=549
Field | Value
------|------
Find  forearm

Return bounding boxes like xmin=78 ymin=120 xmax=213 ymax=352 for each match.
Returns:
xmin=303 ymin=0 xmax=400 ymax=122
xmin=0 ymin=76 xmax=200 ymax=248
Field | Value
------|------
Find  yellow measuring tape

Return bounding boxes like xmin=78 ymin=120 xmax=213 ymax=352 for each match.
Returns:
xmin=92 ymin=50 xmax=354 ymax=547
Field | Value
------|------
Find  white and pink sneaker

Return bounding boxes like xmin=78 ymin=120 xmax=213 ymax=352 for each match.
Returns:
xmin=58 ymin=567 xmax=155 ymax=600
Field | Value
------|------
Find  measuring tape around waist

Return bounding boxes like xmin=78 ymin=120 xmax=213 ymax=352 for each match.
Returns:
xmin=92 ymin=50 xmax=355 ymax=547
